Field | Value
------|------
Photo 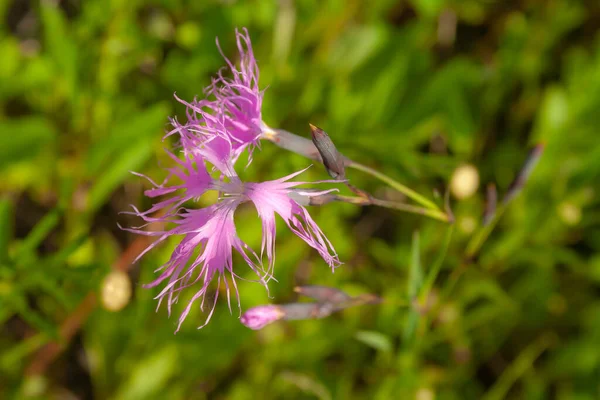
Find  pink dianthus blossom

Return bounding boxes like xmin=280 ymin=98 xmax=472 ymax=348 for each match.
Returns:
xmin=168 ymin=28 xmax=265 ymax=164
xmin=126 ymin=135 xmax=340 ymax=332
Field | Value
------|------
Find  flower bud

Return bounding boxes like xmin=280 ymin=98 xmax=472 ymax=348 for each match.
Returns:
xmin=241 ymin=289 xmax=381 ymax=330
xmin=294 ymin=285 xmax=351 ymax=304
xmin=240 ymin=305 xmax=285 ymax=330
xmin=309 ymin=124 xmax=346 ymax=179
xmin=280 ymin=302 xmax=335 ymax=320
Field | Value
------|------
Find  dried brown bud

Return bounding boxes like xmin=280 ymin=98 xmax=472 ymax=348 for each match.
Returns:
xmin=309 ymin=124 xmax=346 ymax=180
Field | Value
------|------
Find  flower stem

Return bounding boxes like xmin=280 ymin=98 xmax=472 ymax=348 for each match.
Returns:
xmin=347 ymin=161 xmax=441 ymax=211
xmin=465 ymin=144 xmax=544 ymax=258
xmin=419 ymin=224 xmax=454 ymax=303
xmin=482 ymin=333 xmax=556 ymax=400
xmin=334 ymin=195 xmax=450 ymax=223
xmin=262 ymin=126 xmax=443 ymax=212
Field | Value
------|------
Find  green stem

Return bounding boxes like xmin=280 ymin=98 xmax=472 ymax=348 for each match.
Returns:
xmin=348 ymin=161 xmax=441 ymax=211
xmin=465 ymin=205 xmax=506 ymax=258
xmin=419 ymin=224 xmax=454 ymax=302
xmin=334 ymin=195 xmax=449 ymax=223
xmin=262 ymin=126 xmax=442 ymax=213
xmin=482 ymin=333 xmax=555 ymax=400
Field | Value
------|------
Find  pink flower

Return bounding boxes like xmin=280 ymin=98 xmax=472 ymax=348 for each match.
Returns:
xmin=125 ymin=29 xmax=341 ymax=332
xmin=240 ymin=305 xmax=284 ymax=330
xmin=206 ymin=143 xmax=342 ymax=276
xmin=134 ymin=200 xmax=262 ymax=332
xmin=129 ymin=149 xmax=212 ymax=218
xmin=127 ymin=142 xmax=340 ymax=331
xmin=168 ymin=28 xmax=265 ymax=163
xmin=243 ymin=169 xmax=341 ymax=275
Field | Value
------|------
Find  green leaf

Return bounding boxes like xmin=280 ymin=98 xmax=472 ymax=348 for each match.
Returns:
xmin=15 ymin=208 xmax=62 ymax=261
xmin=40 ymin=1 xmax=78 ymax=100
xmin=10 ymin=296 xmax=58 ymax=340
xmin=115 ymin=345 xmax=179 ymax=400
xmin=44 ymin=233 xmax=88 ymax=268
xmin=0 ymin=199 xmax=13 ymax=263
xmin=87 ymin=139 xmax=154 ymax=214
xmin=419 ymin=224 xmax=454 ymax=301
xmin=280 ymin=371 xmax=332 ymax=400
xmin=0 ymin=334 xmax=47 ymax=371
xmin=86 ymin=103 xmax=169 ymax=176
xmin=354 ymin=330 xmax=393 ymax=353
xmin=0 ymin=118 xmax=56 ymax=170
xmin=407 ymin=231 xmax=422 ymax=298
xmin=403 ymin=231 xmax=422 ymax=344
xmin=328 ymin=25 xmax=389 ymax=74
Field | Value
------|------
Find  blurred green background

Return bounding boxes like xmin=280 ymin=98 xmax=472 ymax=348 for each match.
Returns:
xmin=1 ymin=0 xmax=600 ymax=399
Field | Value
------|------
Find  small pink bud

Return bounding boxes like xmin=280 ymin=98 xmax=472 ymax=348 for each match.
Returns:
xmin=240 ymin=305 xmax=285 ymax=330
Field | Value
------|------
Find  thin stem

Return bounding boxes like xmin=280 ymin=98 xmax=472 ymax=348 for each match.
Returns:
xmin=334 ymin=195 xmax=449 ymax=223
xmin=465 ymin=204 xmax=506 ymax=258
xmin=419 ymin=224 xmax=455 ymax=303
xmin=466 ymin=143 xmax=544 ymax=258
xmin=347 ymin=161 xmax=441 ymax=212
xmin=443 ymin=206 xmax=506 ymax=300
xmin=263 ymin=127 xmax=443 ymax=212
xmin=482 ymin=333 xmax=555 ymax=400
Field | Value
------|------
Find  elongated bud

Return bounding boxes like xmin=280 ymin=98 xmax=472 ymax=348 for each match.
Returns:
xmin=280 ymin=302 xmax=335 ymax=320
xmin=241 ymin=288 xmax=381 ymax=330
xmin=309 ymin=124 xmax=346 ymax=179
xmin=294 ymin=285 xmax=351 ymax=304
xmin=329 ymin=293 xmax=382 ymax=313
xmin=263 ymin=127 xmax=323 ymax=161
xmin=240 ymin=305 xmax=285 ymax=330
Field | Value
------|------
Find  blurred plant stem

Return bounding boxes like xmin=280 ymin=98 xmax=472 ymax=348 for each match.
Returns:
xmin=466 ymin=144 xmax=544 ymax=258
xmin=465 ymin=205 xmax=506 ymax=258
xmin=482 ymin=333 xmax=556 ymax=400
xmin=262 ymin=126 xmax=448 ymax=219
xmin=419 ymin=224 xmax=454 ymax=302
xmin=443 ymin=204 xmax=508 ymax=301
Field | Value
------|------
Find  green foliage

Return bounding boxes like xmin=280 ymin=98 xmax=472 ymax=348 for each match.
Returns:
xmin=1 ymin=0 xmax=600 ymax=398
